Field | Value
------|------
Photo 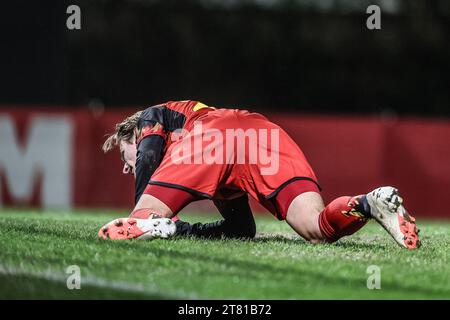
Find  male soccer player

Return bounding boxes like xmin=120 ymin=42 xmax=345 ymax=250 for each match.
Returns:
xmin=99 ymin=100 xmax=420 ymax=249
xmin=103 ymin=101 xmax=257 ymax=240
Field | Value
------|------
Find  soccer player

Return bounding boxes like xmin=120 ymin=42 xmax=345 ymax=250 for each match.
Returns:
xmin=99 ymin=100 xmax=420 ymax=249
xmin=103 ymin=102 xmax=257 ymax=240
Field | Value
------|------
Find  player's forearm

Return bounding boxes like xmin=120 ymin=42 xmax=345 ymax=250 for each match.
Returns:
xmin=134 ymin=135 xmax=166 ymax=203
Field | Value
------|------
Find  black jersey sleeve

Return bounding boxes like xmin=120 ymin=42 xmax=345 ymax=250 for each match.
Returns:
xmin=138 ymin=104 xmax=186 ymax=132
xmin=134 ymin=134 xmax=166 ymax=204
xmin=133 ymin=104 xmax=186 ymax=204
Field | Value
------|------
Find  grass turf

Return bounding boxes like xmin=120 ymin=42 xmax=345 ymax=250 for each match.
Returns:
xmin=0 ymin=208 xmax=449 ymax=299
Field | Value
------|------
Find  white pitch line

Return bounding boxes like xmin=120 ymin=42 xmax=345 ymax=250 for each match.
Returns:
xmin=0 ymin=264 xmax=199 ymax=299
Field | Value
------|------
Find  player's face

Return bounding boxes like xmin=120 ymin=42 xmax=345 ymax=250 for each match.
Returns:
xmin=119 ymin=140 xmax=137 ymax=176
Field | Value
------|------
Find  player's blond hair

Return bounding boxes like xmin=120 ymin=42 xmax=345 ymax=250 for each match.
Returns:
xmin=102 ymin=111 xmax=143 ymax=153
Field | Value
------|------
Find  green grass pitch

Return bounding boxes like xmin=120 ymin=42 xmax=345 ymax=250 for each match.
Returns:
xmin=0 ymin=208 xmax=449 ymax=299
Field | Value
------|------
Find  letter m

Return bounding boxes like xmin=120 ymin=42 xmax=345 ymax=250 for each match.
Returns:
xmin=0 ymin=115 xmax=73 ymax=208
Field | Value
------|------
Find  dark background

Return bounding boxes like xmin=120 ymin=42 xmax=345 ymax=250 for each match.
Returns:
xmin=1 ymin=0 xmax=449 ymax=116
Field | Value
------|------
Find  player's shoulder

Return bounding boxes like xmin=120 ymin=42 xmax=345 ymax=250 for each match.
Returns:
xmin=141 ymin=102 xmax=166 ymax=113
xmin=138 ymin=103 xmax=166 ymax=125
xmin=140 ymin=100 xmax=194 ymax=112
xmin=139 ymin=100 xmax=214 ymax=123
xmin=165 ymin=100 xmax=199 ymax=110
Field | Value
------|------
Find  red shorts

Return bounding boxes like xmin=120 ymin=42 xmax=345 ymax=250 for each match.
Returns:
xmin=145 ymin=108 xmax=320 ymax=220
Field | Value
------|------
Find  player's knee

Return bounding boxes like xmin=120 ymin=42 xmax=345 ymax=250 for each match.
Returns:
xmin=306 ymin=228 xmax=327 ymax=243
xmin=287 ymin=212 xmax=325 ymax=243
xmin=242 ymin=223 xmax=256 ymax=239
xmin=232 ymin=231 xmax=256 ymax=239
xmin=309 ymin=238 xmax=326 ymax=244
xmin=244 ymin=218 xmax=257 ymax=239
xmin=231 ymin=227 xmax=256 ymax=239
xmin=227 ymin=220 xmax=256 ymax=239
